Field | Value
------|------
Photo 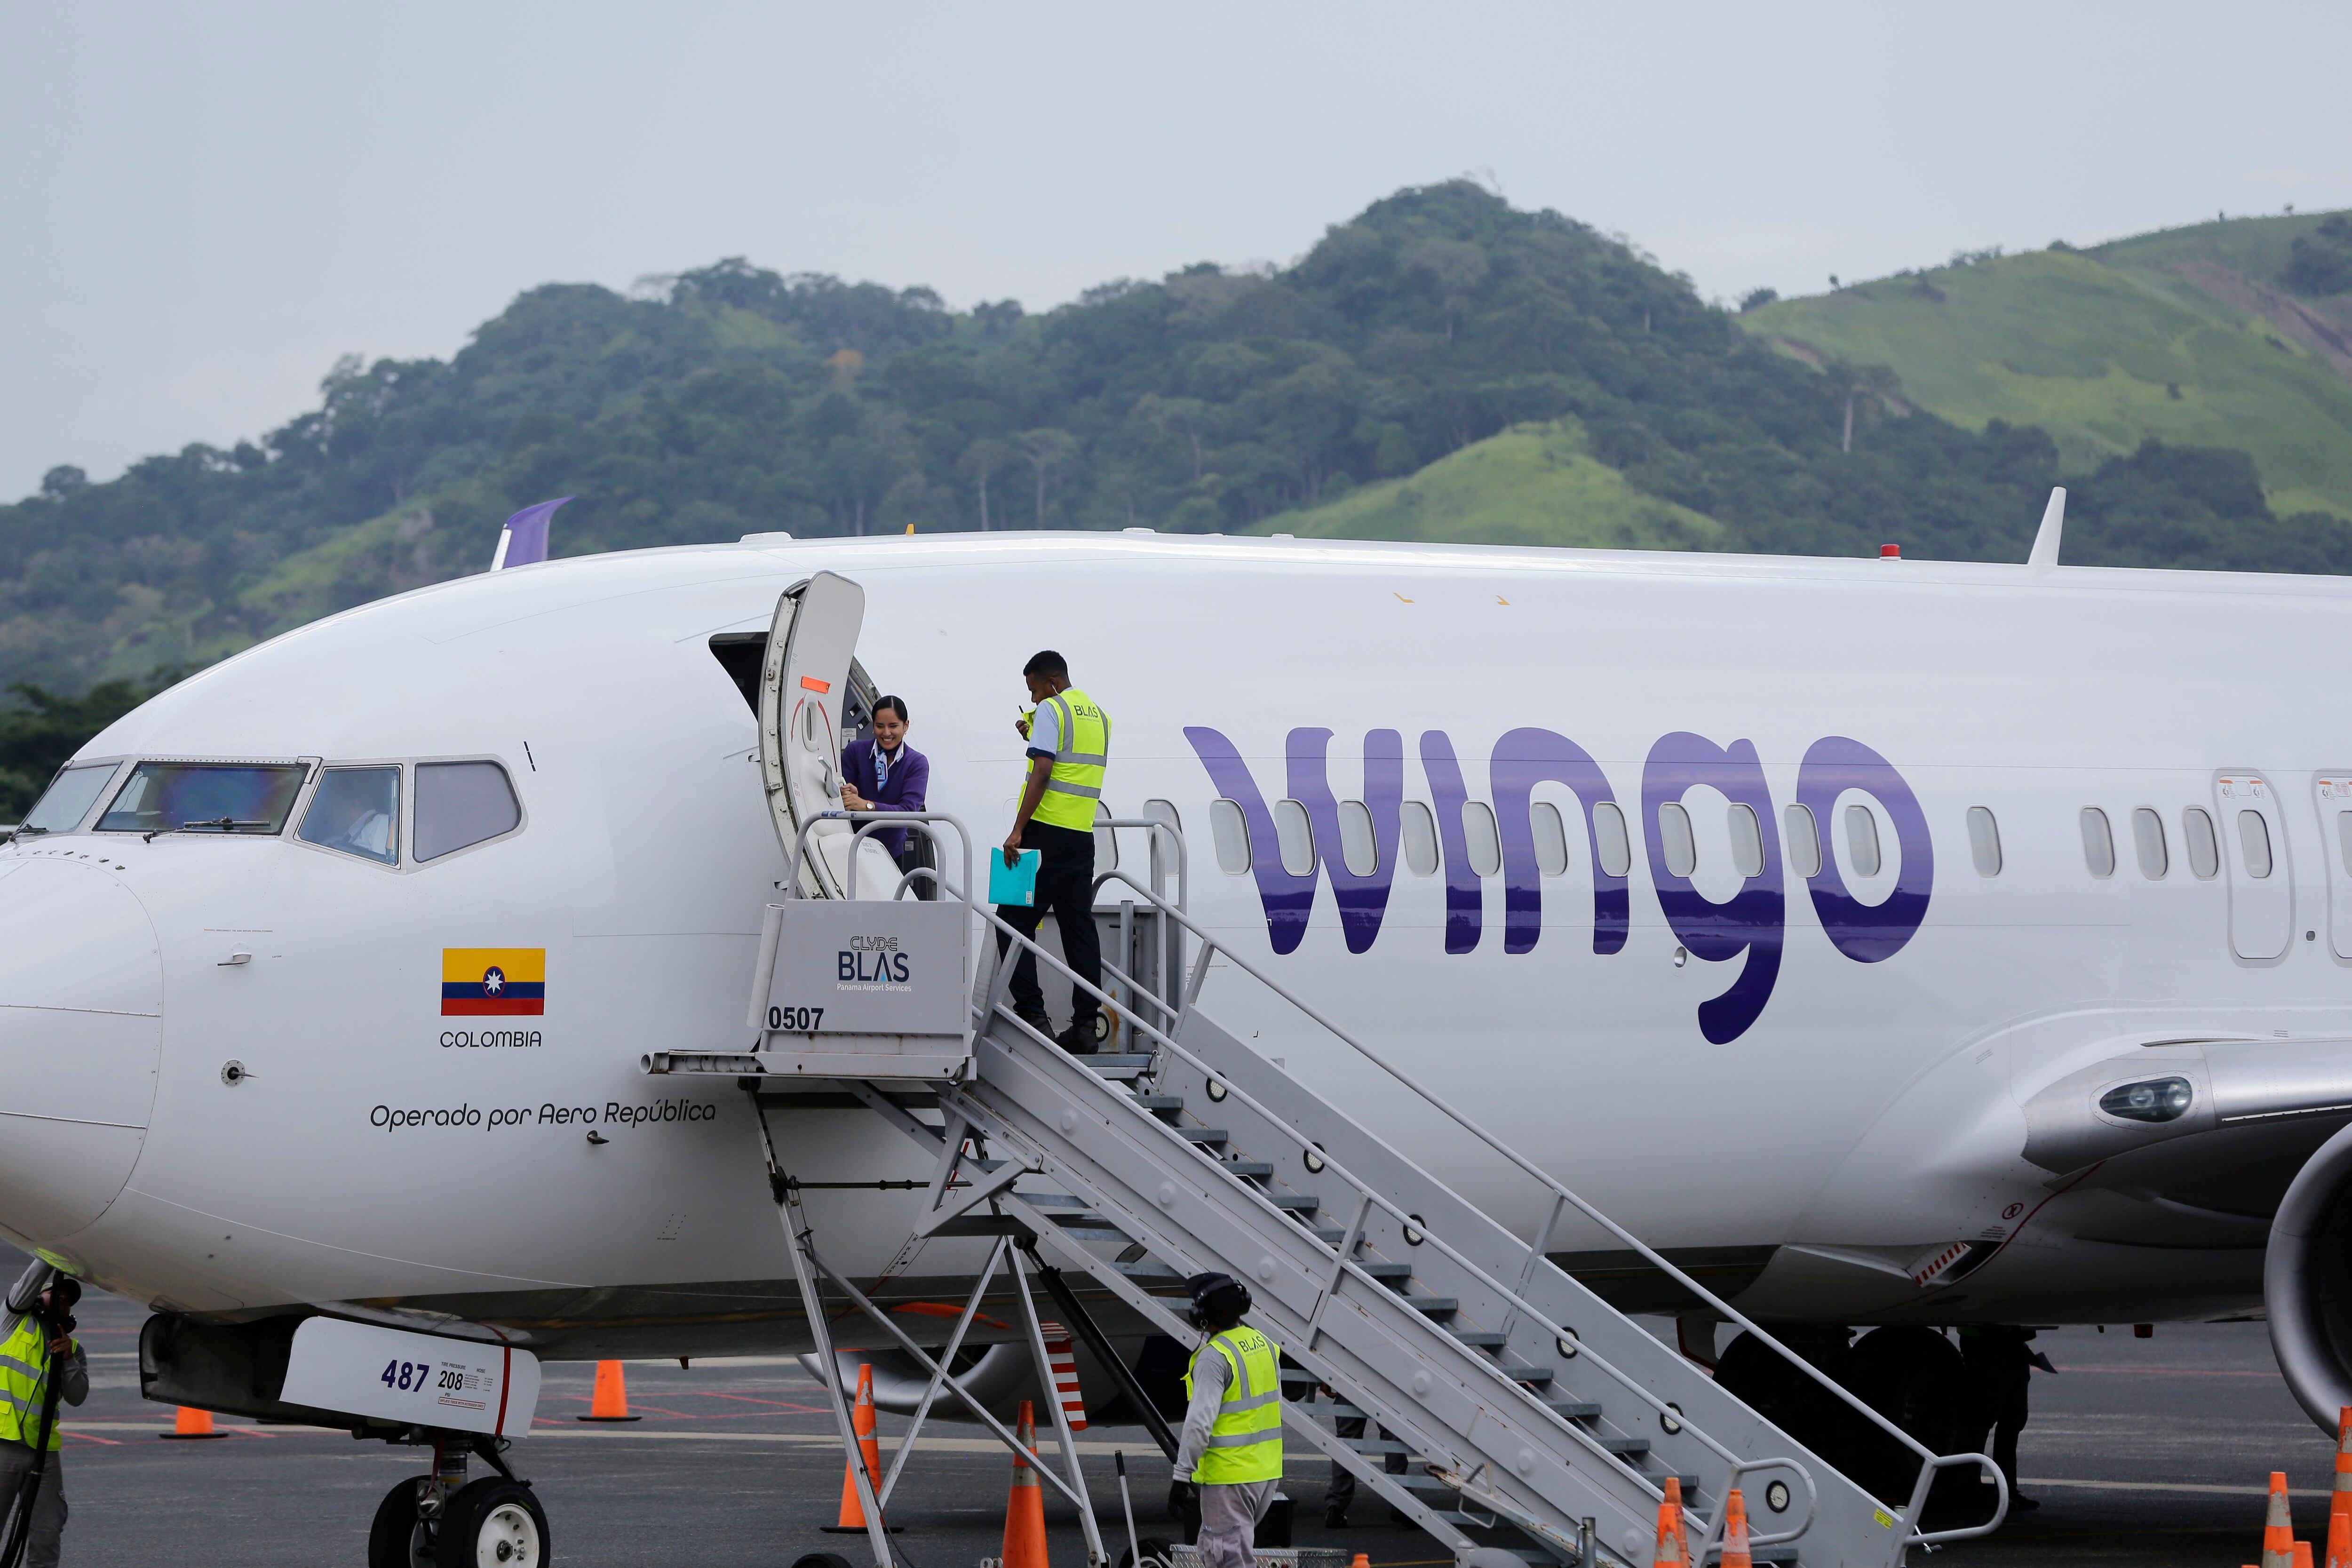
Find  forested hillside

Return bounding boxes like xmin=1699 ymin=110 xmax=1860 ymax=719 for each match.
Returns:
xmin=6 ymin=182 xmax=2349 ymax=705
xmin=1741 ymin=210 xmax=2352 ymax=521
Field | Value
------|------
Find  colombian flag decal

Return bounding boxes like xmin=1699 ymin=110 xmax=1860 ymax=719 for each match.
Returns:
xmin=442 ymin=948 xmax=546 ymax=1016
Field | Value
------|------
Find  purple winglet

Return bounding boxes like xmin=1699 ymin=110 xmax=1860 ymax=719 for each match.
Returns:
xmin=493 ymin=497 xmax=573 ymax=569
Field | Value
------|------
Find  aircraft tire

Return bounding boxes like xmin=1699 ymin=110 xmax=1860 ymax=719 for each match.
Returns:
xmin=435 ymin=1477 xmax=548 ymax=1568
xmin=366 ymin=1478 xmax=428 ymax=1568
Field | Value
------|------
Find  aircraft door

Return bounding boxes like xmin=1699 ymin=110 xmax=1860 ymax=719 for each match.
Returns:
xmin=2317 ymin=774 xmax=2352 ymax=960
xmin=759 ymin=572 xmax=894 ymax=899
xmin=2217 ymin=771 xmax=2292 ymax=961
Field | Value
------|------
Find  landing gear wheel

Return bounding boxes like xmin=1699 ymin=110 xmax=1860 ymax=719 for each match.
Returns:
xmin=367 ymin=1478 xmax=430 ymax=1568
xmin=436 ymin=1478 xmax=548 ymax=1568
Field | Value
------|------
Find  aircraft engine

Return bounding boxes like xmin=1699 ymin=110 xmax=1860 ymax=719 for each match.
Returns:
xmin=2266 ymin=1121 xmax=2352 ymax=1433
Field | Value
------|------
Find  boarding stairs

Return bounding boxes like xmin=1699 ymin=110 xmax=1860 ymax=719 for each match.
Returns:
xmin=646 ymin=812 xmax=2002 ymax=1568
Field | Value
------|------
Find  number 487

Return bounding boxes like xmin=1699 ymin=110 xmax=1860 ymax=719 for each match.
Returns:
xmin=381 ymin=1359 xmax=429 ymax=1393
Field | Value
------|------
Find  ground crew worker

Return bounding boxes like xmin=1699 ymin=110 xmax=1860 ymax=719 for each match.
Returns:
xmin=0 ymin=1277 xmax=87 ymax=1568
xmin=1172 ymin=1272 xmax=1282 ymax=1568
xmin=1958 ymin=1325 xmax=2051 ymax=1512
xmin=997 ymin=650 xmax=1110 ymax=1054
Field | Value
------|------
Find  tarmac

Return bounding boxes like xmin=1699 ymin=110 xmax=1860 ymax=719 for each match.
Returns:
xmin=19 ymin=1261 xmax=2344 ymax=1567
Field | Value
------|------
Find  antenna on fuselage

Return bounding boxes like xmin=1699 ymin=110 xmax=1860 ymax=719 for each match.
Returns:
xmin=2027 ymin=486 xmax=2065 ymax=572
xmin=490 ymin=497 xmax=573 ymax=571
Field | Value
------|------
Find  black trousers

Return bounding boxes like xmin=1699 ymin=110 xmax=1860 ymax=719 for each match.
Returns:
xmin=995 ymin=820 xmax=1102 ymax=1029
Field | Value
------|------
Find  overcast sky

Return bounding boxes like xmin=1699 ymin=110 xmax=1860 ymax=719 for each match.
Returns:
xmin=5 ymin=1 xmax=2348 ymax=502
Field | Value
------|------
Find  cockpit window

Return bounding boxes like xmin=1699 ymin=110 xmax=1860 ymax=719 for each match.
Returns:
xmin=298 ymin=767 xmax=400 ymax=865
xmin=17 ymin=763 xmax=119 ymax=835
xmin=97 ymin=763 xmax=306 ymax=836
xmin=414 ymin=762 xmax=521 ymax=861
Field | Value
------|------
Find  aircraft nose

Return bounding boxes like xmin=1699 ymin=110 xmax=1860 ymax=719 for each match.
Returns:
xmin=0 ymin=858 xmax=162 ymax=1242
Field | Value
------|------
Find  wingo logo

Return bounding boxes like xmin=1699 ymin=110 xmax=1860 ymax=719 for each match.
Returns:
xmin=1188 ymin=727 xmax=1933 ymax=1044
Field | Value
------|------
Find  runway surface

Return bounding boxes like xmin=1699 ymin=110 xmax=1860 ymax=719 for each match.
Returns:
xmin=19 ymin=1266 xmax=2336 ymax=1566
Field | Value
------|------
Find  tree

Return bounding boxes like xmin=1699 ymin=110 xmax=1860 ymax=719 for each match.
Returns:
xmin=1014 ymin=429 xmax=1079 ymax=529
xmin=957 ymin=438 xmax=1016 ymax=530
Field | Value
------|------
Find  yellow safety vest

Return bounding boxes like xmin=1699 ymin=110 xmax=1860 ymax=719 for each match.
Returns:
xmin=0 ymin=1314 xmax=67 ymax=1451
xmin=1184 ymin=1326 xmax=1283 ymax=1484
xmin=1030 ymin=687 xmax=1111 ymax=833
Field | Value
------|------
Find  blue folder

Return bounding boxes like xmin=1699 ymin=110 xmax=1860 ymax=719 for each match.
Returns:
xmin=988 ymin=848 xmax=1041 ymax=907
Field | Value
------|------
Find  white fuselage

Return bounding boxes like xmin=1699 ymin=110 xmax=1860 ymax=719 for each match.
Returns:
xmin=0 ymin=531 xmax=2342 ymax=1352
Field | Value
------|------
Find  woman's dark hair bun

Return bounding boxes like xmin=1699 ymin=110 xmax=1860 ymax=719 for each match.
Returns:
xmin=873 ymin=695 xmax=909 ymax=724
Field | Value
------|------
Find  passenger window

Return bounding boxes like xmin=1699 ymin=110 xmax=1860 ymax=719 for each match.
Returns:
xmin=1399 ymin=802 xmax=1438 ymax=876
xmin=299 ymin=767 xmax=401 ymax=866
xmin=1593 ymin=802 xmax=1632 ymax=878
xmin=1784 ymin=804 xmax=1821 ymax=878
xmin=2183 ymin=807 xmax=2220 ymax=880
xmin=2239 ymin=810 xmax=2273 ymax=879
xmin=1209 ymin=798 xmax=1251 ymax=875
xmin=1532 ymin=802 xmax=1570 ymax=877
xmin=1273 ymin=798 xmax=1317 ymax=876
xmin=413 ymin=761 xmax=521 ymax=862
xmin=1845 ymin=804 xmax=1882 ymax=877
xmin=1658 ymin=802 xmax=1697 ymax=878
xmin=2080 ymin=807 xmax=2115 ymax=878
xmin=18 ymin=763 xmax=118 ymax=835
xmin=1337 ymin=800 xmax=1379 ymax=876
xmin=1727 ymin=804 xmax=1764 ymax=879
xmin=2131 ymin=807 xmax=2168 ymax=879
xmin=1966 ymin=806 xmax=2001 ymax=877
xmin=1462 ymin=801 xmax=1502 ymax=877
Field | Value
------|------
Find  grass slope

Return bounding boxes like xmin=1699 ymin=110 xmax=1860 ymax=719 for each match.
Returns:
xmin=1740 ymin=213 xmax=2352 ymax=520
xmin=1254 ymin=422 xmax=1727 ymax=549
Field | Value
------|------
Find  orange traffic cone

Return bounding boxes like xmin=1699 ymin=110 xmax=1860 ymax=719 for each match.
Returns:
xmin=1720 ymin=1488 xmax=1753 ymax=1568
xmin=1002 ymin=1399 xmax=1050 ymax=1568
xmin=576 ymin=1359 xmax=641 ymax=1422
xmin=2335 ymin=1408 xmax=2352 ymax=1524
xmin=158 ymin=1405 xmax=224 ymax=1440
xmin=1350 ymin=1558 xmax=1369 ymax=1568
xmin=1661 ymin=1476 xmax=1692 ymax=1568
xmin=2266 ymin=1472 xmax=2298 ymax=1568
xmin=2325 ymin=1508 xmax=2352 ymax=1568
xmin=823 ymin=1364 xmax=897 ymax=1533
xmin=2298 ymin=1543 xmax=2316 ymax=1568
xmin=1653 ymin=1479 xmax=1688 ymax=1568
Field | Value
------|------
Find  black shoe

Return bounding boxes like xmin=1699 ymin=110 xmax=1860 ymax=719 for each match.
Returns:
xmin=1013 ymin=1010 xmax=1053 ymax=1038
xmin=1055 ymin=1022 xmax=1101 ymax=1056
xmin=2010 ymin=1494 xmax=2039 ymax=1512
xmin=1322 ymin=1511 xmax=1348 ymax=1529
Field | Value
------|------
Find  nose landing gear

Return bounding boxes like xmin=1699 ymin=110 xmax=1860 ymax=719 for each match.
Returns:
xmin=365 ymin=1429 xmax=546 ymax=1568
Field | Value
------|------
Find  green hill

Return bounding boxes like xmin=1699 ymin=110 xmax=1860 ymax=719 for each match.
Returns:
xmin=1739 ymin=211 xmax=2352 ymax=520
xmin=1251 ymin=421 xmax=1727 ymax=550
xmin=7 ymin=183 xmax=2352 ymax=729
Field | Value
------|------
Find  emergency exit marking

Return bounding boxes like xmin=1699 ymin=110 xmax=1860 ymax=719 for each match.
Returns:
xmin=799 ymin=676 xmax=832 ymax=692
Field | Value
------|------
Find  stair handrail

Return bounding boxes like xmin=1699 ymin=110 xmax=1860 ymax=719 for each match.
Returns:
xmin=1084 ymin=862 xmax=2007 ymax=1549
xmin=960 ymin=892 xmax=1820 ymax=1545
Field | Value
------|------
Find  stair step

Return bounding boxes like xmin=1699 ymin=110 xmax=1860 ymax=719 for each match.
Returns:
xmin=1086 ymin=1053 xmax=1155 ymax=1081
xmin=1047 ymin=1212 xmax=1126 ymax=1231
xmin=1409 ymin=1297 xmax=1461 ymax=1317
xmin=1117 ymin=1261 xmax=1182 ymax=1281
xmin=1307 ymin=1225 xmax=1346 ymax=1243
xmin=1448 ymin=1329 xmax=1509 ymax=1347
xmin=1129 ymin=1095 xmax=1183 ymax=1114
xmin=1596 ymin=1436 xmax=1649 ymax=1456
xmin=1219 ymin=1161 xmax=1274 ymax=1178
xmin=1499 ymin=1364 xmax=1555 ymax=1386
xmin=1542 ymin=1399 xmax=1601 ymax=1419
xmin=1265 ymin=1194 xmax=1319 ymax=1211
xmin=1178 ymin=1128 xmax=1229 ymax=1145
xmin=1356 ymin=1261 xmax=1413 ymax=1280
xmin=1343 ymin=1439 xmax=1412 ymax=1456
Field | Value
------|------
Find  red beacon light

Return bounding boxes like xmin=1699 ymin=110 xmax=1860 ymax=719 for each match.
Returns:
xmin=1879 ymin=543 xmax=1902 ymax=559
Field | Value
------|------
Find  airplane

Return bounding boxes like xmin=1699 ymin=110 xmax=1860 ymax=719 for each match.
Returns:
xmin=3 ymin=509 xmax=2351 ymax=1563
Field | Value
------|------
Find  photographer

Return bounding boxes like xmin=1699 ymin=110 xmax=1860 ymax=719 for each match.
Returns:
xmin=0 ymin=1277 xmax=86 ymax=1568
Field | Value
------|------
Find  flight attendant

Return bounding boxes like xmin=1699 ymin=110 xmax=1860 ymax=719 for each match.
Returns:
xmin=840 ymin=696 xmax=933 ymax=896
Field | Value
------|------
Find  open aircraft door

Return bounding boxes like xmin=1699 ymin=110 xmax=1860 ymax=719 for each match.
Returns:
xmin=758 ymin=571 xmax=895 ymax=899
xmin=2217 ymin=771 xmax=2293 ymax=961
